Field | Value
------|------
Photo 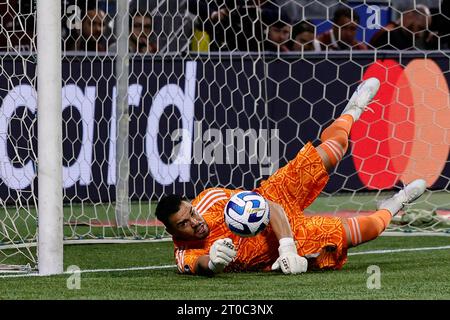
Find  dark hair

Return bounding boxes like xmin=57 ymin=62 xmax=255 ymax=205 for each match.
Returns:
xmin=261 ymin=2 xmax=293 ymax=26
xmin=75 ymin=0 xmax=106 ymax=16
xmin=402 ymin=4 xmax=431 ymax=17
xmin=129 ymin=8 xmax=152 ymax=28
xmin=272 ymin=20 xmax=289 ymax=29
xmin=155 ymin=194 xmax=185 ymax=226
xmin=333 ymin=7 xmax=360 ymax=24
xmin=292 ymin=21 xmax=315 ymax=38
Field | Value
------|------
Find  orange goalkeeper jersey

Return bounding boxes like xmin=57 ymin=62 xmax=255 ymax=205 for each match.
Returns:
xmin=173 ymin=187 xmax=280 ymax=274
xmin=173 ymin=142 xmax=348 ymax=274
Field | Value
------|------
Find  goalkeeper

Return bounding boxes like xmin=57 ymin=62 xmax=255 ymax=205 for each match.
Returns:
xmin=155 ymin=78 xmax=427 ymax=276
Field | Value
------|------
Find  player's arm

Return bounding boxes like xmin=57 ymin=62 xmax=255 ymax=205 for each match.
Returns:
xmin=194 ymin=255 xmax=215 ymax=276
xmin=194 ymin=238 xmax=237 ymax=276
xmin=267 ymin=200 xmax=294 ymax=240
xmin=267 ymin=200 xmax=308 ymax=274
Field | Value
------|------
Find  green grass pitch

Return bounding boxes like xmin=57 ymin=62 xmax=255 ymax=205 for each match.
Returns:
xmin=0 ymin=235 xmax=449 ymax=300
xmin=1 ymin=191 xmax=449 ymax=299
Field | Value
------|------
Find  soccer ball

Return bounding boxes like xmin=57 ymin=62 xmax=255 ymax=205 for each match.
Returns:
xmin=224 ymin=191 xmax=270 ymax=237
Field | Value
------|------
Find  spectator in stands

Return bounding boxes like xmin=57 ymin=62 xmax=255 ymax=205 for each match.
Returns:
xmin=80 ymin=4 xmax=108 ymax=51
xmin=291 ymin=21 xmax=321 ymax=51
xmin=435 ymin=0 xmax=450 ymax=49
xmin=370 ymin=5 xmax=432 ymax=50
xmin=0 ymin=0 xmax=34 ymax=52
xmin=317 ymin=6 xmax=367 ymax=50
xmin=188 ymin=0 xmax=264 ymax=52
xmin=260 ymin=3 xmax=294 ymax=52
xmin=129 ymin=9 xmax=157 ymax=54
xmin=109 ymin=9 xmax=157 ymax=54
xmin=412 ymin=1 xmax=448 ymax=50
xmin=264 ymin=20 xmax=292 ymax=52
xmin=187 ymin=0 xmax=228 ymax=51
xmin=64 ymin=0 xmax=109 ymax=52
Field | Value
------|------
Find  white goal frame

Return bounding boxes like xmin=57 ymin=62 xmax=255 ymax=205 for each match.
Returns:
xmin=36 ymin=0 xmax=63 ymax=275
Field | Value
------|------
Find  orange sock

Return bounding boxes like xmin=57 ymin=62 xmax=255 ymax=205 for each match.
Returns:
xmin=318 ymin=115 xmax=354 ymax=167
xmin=347 ymin=210 xmax=392 ymax=246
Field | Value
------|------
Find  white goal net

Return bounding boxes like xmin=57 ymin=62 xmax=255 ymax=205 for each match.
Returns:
xmin=0 ymin=0 xmax=449 ymax=272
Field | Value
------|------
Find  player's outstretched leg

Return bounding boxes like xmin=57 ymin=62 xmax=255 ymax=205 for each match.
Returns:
xmin=344 ymin=179 xmax=427 ymax=248
xmin=377 ymin=179 xmax=427 ymax=216
xmin=317 ymin=77 xmax=380 ymax=171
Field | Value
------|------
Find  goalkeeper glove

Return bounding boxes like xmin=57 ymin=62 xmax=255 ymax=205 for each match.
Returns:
xmin=271 ymin=238 xmax=308 ymax=274
xmin=208 ymin=238 xmax=237 ymax=273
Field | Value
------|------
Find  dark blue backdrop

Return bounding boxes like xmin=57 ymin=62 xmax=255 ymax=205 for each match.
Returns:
xmin=0 ymin=52 xmax=448 ymax=203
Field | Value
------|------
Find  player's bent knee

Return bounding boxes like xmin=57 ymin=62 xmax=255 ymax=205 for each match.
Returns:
xmin=317 ymin=142 xmax=345 ymax=171
xmin=346 ymin=215 xmax=388 ymax=247
xmin=316 ymin=146 xmax=333 ymax=172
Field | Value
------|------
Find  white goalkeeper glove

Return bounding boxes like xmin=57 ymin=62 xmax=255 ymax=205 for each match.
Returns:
xmin=208 ymin=238 xmax=237 ymax=273
xmin=271 ymin=238 xmax=308 ymax=275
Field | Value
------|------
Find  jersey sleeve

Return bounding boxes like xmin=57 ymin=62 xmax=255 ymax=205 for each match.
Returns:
xmin=174 ymin=188 xmax=240 ymax=274
xmin=174 ymin=246 xmax=208 ymax=274
xmin=174 ymin=188 xmax=245 ymax=275
xmin=191 ymin=188 xmax=235 ymax=215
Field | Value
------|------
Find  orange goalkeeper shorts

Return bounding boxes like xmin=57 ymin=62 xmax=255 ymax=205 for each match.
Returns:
xmin=254 ymin=142 xmax=348 ymax=270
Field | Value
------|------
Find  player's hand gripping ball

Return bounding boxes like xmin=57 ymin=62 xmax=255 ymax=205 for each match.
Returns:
xmin=224 ymin=191 xmax=270 ymax=237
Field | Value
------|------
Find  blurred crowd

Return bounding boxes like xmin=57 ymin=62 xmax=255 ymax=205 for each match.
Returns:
xmin=1 ymin=0 xmax=449 ymax=54
xmin=188 ymin=0 xmax=450 ymax=52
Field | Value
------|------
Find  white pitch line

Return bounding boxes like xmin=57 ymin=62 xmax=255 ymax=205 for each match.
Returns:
xmin=0 ymin=264 xmax=176 ymax=279
xmin=348 ymin=245 xmax=450 ymax=256
xmin=1 ymin=245 xmax=450 ymax=279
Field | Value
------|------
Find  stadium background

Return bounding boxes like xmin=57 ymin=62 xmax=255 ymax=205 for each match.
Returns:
xmin=0 ymin=53 xmax=449 ymax=203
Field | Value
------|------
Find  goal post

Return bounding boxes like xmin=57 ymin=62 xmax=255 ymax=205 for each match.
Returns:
xmin=36 ymin=0 xmax=63 ymax=275
xmin=114 ymin=0 xmax=130 ymax=228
